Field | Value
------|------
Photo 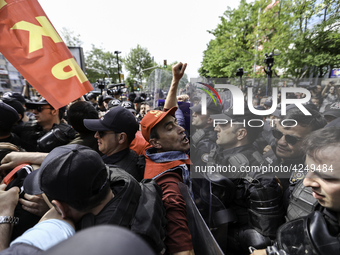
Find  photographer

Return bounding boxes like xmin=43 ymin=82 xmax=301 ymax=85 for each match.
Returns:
xmin=310 ymin=84 xmax=322 ymax=98
xmin=18 ymin=98 xmax=76 ymax=152
xmin=320 ymin=81 xmax=339 ymax=112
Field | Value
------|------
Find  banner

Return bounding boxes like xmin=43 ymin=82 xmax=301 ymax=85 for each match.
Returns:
xmin=0 ymin=0 xmax=93 ymax=109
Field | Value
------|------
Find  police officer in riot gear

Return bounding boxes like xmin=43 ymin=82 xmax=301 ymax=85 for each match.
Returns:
xmin=190 ymin=96 xmax=221 ymax=167
xmin=201 ymin=106 xmax=285 ymax=254
xmin=263 ymin=105 xmax=327 ymax=221
xmin=251 ymin=127 xmax=340 ymax=255
xmin=190 ymin=96 xmax=222 ymax=232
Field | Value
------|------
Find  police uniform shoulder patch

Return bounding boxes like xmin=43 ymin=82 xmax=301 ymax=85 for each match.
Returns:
xmin=201 ymin=153 xmax=209 ymax=163
xmin=290 ymin=170 xmax=306 ymax=184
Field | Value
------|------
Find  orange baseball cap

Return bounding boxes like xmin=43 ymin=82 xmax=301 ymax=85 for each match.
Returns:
xmin=140 ymin=106 xmax=177 ymax=141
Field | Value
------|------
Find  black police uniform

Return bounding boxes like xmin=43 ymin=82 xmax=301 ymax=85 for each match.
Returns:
xmin=263 ymin=147 xmax=318 ymax=221
xmin=266 ymin=207 xmax=340 ymax=255
xmin=202 ymin=144 xmax=285 ymax=254
xmin=190 ymin=125 xmax=217 ymax=167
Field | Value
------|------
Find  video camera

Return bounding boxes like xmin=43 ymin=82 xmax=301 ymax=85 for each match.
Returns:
xmin=107 ymin=83 xmax=128 ymax=96
xmin=95 ymin=79 xmax=107 ymax=91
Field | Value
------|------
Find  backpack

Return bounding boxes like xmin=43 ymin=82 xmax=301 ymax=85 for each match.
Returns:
xmin=80 ymin=166 xmax=167 ymax=254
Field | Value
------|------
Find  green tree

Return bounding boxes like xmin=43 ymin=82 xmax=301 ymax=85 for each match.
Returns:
xmin=254 ymin=0 xmax=340 ymax=82
xmin=123 ymin=45 xmax=155 ymax=84
xmin=200 ymin=0 xmax=340 ymax=83
xmin=60 ymin=27 xmax=83 ymax=47
xmin=199 ymin=0 xmax=262 ymax=78
xmin=85 ymin=44 xmax=122 ymax=84
xmin=125 ymin=75 xmax=140 ymax=92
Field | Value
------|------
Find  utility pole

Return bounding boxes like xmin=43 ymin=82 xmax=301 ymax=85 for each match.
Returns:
xmin=114 ymin=51 xmax=121 ymax=83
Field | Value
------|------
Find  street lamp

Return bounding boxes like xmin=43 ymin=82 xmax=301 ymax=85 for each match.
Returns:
xmin=114 ymin=51 xmax=121 ymax=83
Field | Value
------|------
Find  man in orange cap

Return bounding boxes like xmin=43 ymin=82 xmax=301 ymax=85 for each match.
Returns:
xmin=140 ymin=62 xmax=194 ymax=255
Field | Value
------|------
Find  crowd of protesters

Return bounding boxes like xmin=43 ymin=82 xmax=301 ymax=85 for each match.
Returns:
xmin=0 ymin=63 xmax=339 ymax=255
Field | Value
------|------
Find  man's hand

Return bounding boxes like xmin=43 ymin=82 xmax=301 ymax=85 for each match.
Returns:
xmin=263 ymin=145 xmax=272 ymax=154
xmin=164 ymin=62 xmax=187 ymax=110
xmin=0 ymin=143 xmax=19 ymax=152
xmin=19 ymin=194 xmax=49 ymax=217
xmin=0 ymin=152 xmax=47 ymax=175
xmin=172 ymin=62 xmax=187 ymax=82
xmin=0 ymin=184 xmax=19 ymax=216
xmin=251 ymin=249 xmax=267 ymax=255
xmin=0 ymin=184 xmax=19 ymax=251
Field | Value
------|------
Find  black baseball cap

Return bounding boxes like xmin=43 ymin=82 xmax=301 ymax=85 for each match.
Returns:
xmin=3 ymin=92 xmax=26 ymax=105
xmin=323 ymin=102 xmax=340 ymax=118
xmin=2 ymin=98 xmax=25 ymax=118
xmin=0 ymin=101 xmax=20 ymax=128
xmin=103 ymin=95 xmax=114 ymax=101
xmin=190 ymin=96 xmax=222 ymax=114
xmin=108 ymin=99 xmax=121 ymax=109
xmin=84 ymin=106 xmax=138 ymax=136
xmin=23 ymin=144 xmax=108 ymax=203
xmin=134 ymin=96 xmax=145 ymax=103
xmin=325 ymin=117 xmax=340 ymax=128
xmin=86 ymin=92 xmax=97 ymax=100
xmin=120 ymin=101 xmax=136 ymax=114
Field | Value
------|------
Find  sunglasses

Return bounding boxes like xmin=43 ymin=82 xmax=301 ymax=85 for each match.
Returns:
xmin=272 ymin=128 xmax=302 ymax=145
xmin=35 ymin=105 xmax=53 ymax=112
xmin=97 ymin=131 xmax=115 ymax=138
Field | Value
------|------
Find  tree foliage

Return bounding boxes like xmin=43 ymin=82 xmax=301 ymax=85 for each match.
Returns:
xmin=200 ymin=0 xmax=340 ymax=81
xmin=85 ymin=45 xmax=122 ymax=84
xmin=258 ymin=0 xmax=340 ymax=82
xmin=199 ymin=0 xmax=262 ymax=78
xmin=123 ymin=44 xmax=155 ymax=83
xmin=60 ymin=27 xmax=83 ymax=47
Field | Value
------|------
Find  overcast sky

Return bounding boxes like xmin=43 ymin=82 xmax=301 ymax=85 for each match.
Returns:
xmin=38 ymin=0 xmax=242 ymax=80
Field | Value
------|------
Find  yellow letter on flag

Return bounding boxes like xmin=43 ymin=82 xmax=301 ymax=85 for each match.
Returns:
xmin=0 ymin=0 xmax=93 ymax=109
xmin=11 ymin=16 xmax=63 ymax=54
xmin=0 ymin=0 xmax=7 ymax=9
xmin=52 ymin=58 xmax=88 ymax=83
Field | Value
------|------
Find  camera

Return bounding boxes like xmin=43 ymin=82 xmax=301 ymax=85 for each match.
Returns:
xmin=107 ymin=83 xmax=127 ymax=96
xmin=96 ymin=79 xmax=107 ymax=91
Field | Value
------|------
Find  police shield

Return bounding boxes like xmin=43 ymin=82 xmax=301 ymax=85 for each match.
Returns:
xmin=178 ymin=182 xmax=224 ymax=255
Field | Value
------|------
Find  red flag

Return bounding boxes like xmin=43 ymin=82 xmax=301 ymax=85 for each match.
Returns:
xmin=0 ymin=0 xmax=93 ymax=109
